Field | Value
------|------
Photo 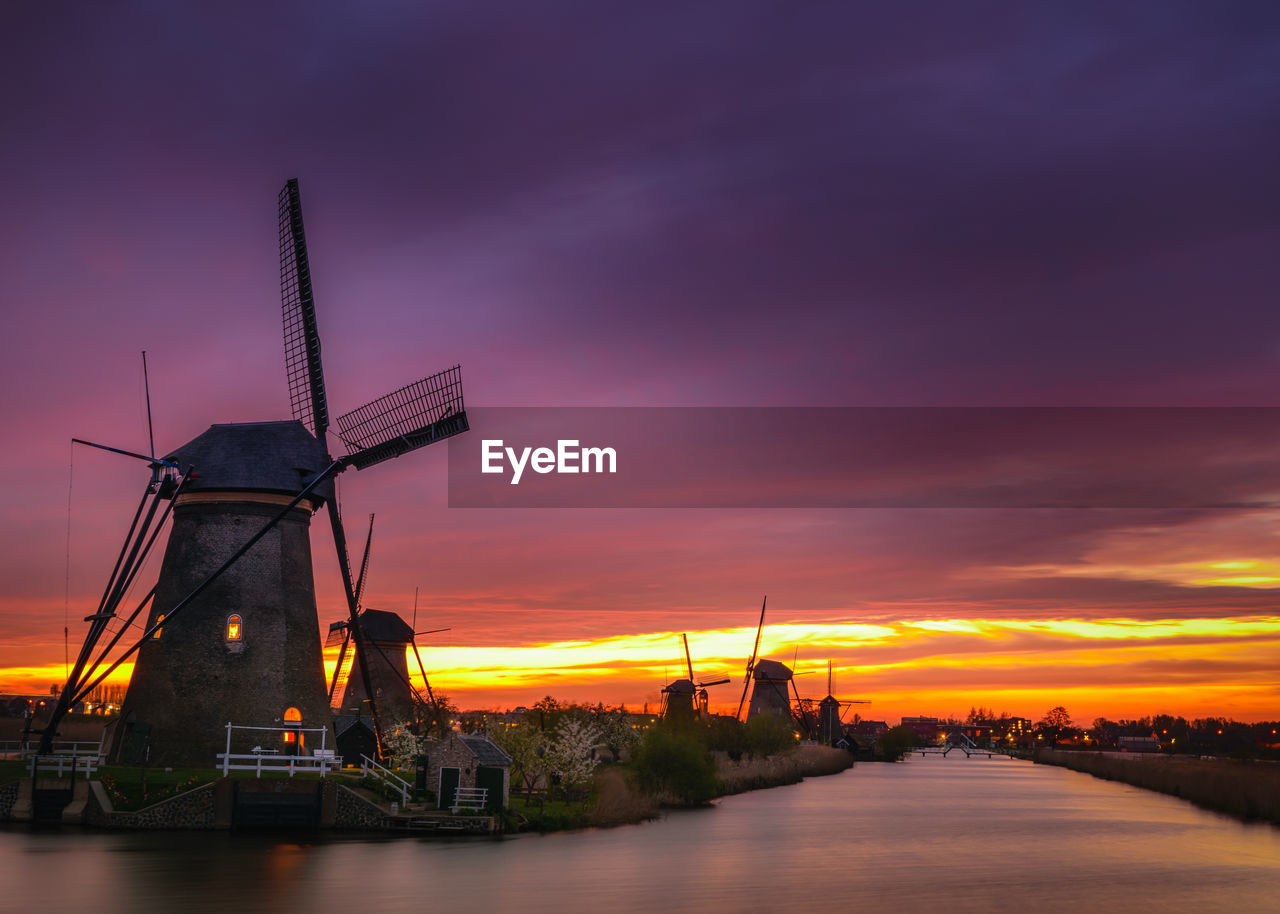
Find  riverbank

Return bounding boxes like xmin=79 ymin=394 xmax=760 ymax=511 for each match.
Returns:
xmin=717 ymin=745 xmax=854 ymax=795
xmin=1035 ymin=749 xmax=1280 ymax=824
xmin=553 ymin=745 xmax=855 ymax=830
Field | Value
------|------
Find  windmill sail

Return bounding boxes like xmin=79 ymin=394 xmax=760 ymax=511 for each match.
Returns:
xmin=329 ymin=638 xmax=356 ymax=707
xmin=336 ymin=366 xmax=468 ymax=470
xmin=279 ymin=178 xmax=330 ymax=439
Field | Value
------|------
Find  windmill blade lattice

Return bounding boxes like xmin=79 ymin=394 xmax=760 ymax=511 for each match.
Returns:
xmin=278 ymin=179 xmax=329 ymax=439
xmin=335 ymin=367 xmax=468 ymax=470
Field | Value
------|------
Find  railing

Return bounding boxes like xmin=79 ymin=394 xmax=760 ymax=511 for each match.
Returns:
xmin=360 ymin=754 xmax=411 ymax=806
xmin=29 ymin=755 xmax=98 ymax=778
xmin=450 ymin=787 xmax=488 ymax=813
xmin=1 ymin=739 xmax=102 ymax=760
xmin=216 ymin=753 xmax=339 ymax=777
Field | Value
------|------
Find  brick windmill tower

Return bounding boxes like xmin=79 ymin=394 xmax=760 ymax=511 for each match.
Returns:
xmin=97 ymin=179 xmax=468 ymax=766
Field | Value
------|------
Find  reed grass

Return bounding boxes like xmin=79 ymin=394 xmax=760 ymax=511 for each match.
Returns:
xmin=1038 ymin=750 xmax=1280 ymax=824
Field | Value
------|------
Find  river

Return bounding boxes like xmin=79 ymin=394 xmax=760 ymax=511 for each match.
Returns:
xmin=3 ymin=755 xmax=1278 ymax=912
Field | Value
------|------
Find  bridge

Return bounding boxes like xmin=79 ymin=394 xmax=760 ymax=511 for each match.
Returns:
xmin=911 ymin=727 xmax=1015 ymax=759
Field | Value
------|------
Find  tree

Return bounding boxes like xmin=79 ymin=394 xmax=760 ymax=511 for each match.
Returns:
xmin=381 ymin=718 xmax=426 ymax=764
xmin=491 ymin=723 xmax=550 ymax=801
xmin=1037 ymin=706 xmax=1074 ymax=743
xmin=595 ymin=709 xmax=640 ymax=761
xmin=547 ymin=718 xmax=601 ymax=801
xmin=877 ymin=724 xmax=917 ymax=761
xmin=416 ymin=693 xmax=458 ymax=740
xmin=631 ymin=722 xmax=718 ymax=805
xmin=707 ymin=715 xmax=748 ymax=761
xmin=744 ymin=711 xmax=796 ymax=757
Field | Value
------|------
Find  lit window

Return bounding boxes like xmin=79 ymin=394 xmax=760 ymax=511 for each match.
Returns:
xmin=226 ymin=614 xmax=242 ymax=641
xmin=283 ymin=707 xmax=302 ymax=746
xmin=153 ymin=613 xmax=165 ymax=640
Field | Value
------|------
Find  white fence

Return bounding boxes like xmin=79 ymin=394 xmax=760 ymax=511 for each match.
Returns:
xmin=215 ymin=753 xmax=339 ymax=777
xmin=360 ymin=753 xmax=411 ymax=806
xmin=217 ymin=722 xmax=335 ymax=777
xmin=450 ymin=787 xmax=488 ymax=813
xmin=1 ymin=739 xmax=102 ymax=761
xmin=29 ymin=755 xmax=98 ymax=778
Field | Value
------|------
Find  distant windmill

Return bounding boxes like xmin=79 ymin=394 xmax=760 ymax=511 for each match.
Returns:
xmin=45 ymin=178 xmax=469 ymax=766
xmin=661 ymin=634 xmax=730 ymax=721
xmin=793 ymin=660 xmax=870 ymax=744
xmin=325 ymin=517 xmax=449 ymax=734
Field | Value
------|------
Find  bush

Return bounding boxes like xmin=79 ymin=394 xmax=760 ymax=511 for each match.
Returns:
xmin=744 ymin=712 xmax=797 ymax=757
xmin=631 ymin=722 xmax=719 ymax=805
xmin=877 ymin=725 xmax=917 ymax=761
xmin=707 ymin=716 xmax=748 ymax=761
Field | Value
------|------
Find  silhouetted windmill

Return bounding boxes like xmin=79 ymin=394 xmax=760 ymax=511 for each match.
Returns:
xmin=45 ymin=178 xmax=468 ymax=766
xmin=661 ymin=634 xmax=730 ymax=721
xmin=733 ymin=596 xmax=795 ymax=720
xmin=793 ymin=660 xmax=870 ymax=744
xmin=325 ymin=517 xmax=450 ymax=736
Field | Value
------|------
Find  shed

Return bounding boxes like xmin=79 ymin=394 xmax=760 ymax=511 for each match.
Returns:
xmin=426 ymin=732 xmax=512 ymax=811
xmin=334 ymin=715 xmax=378 ymax=767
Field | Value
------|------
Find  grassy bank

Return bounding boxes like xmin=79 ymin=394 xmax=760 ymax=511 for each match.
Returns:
xmin=1037 ymin=749 xmax=1280 ymax=825
xmin=717 ymin=745 xmax=854 ymax=795
xmin=510 ymin=746 xmax=855 ymax=832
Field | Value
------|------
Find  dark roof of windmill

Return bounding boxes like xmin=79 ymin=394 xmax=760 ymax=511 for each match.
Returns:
xmin=663 ymin=678 xmax=696 ymax=695
xmin=358 ymin=608 xmax=414 ymax=643
xmin=459 ymin=734 xmax=512 ymax=766
xmin=752 ymin=658 xmax=793 ymax=681
xmin=166 ymin=421 xmax=334 ymax=502
xmin=333 ymin=714 xmax=376 ymax=737
xmin=819 ymin=695 xmax=841 ymax=707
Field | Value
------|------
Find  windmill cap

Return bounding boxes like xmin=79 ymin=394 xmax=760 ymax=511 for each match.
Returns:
xmin=165 ymin=420 xmax=335 ymax=502
xmin=752 ymin=659 xmax=793 ymax=681
xmin=357 ymin=608 xmax=414 ymax=643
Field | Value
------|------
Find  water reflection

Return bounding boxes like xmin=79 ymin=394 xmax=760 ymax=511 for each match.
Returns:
xmin=3 ymin=756 xmax=1277 ymax=912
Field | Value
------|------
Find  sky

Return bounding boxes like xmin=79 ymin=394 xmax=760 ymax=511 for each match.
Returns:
xmin=2 ymin=2 xmax=1279 ymax=724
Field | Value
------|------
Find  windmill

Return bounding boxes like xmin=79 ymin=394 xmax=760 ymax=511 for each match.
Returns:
xmin=660 ymin=633 xmax=730 ymax=721
xmin=49 ymin=177 xmax=472 ymax=767
xmin=734 ymin=596 xmax=794 ymax=721
xmin=792 ymin=660 xmax=870 ymax=744
xmin=325 ymin=517 xmax=450 ymax=736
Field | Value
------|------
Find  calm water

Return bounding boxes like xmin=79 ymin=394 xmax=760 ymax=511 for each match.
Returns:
xmin=3 ymin=756 xmax=1278 ymax=912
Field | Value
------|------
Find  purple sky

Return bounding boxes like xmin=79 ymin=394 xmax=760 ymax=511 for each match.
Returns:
xmin=2 ymin=3 xmax=1279 ymax=717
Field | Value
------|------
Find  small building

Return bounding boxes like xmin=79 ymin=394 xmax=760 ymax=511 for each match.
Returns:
xmin=334 ymin=715 xmax=378 ymax=767
xmin=425 ymin=732 xmax=512 ymax=811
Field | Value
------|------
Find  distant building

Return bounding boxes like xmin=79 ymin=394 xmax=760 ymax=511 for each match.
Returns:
xmin=850 ymin=719 xmax=889 ymax=739
xmin=1118 ymin=735 xmax=1159 ymax=753
xmin=901 ymin=716 xmax=941 ymax=743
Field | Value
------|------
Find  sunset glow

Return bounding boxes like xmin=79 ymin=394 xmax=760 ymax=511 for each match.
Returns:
xmin=4 ymin=2 xmax=1279 ymax=738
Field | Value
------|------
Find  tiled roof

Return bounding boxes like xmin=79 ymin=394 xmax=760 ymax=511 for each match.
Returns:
xmin=166 ymin=420 xmax=334 ymax=501
xmin=459 ymin=734 xmax=512 ymax=766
